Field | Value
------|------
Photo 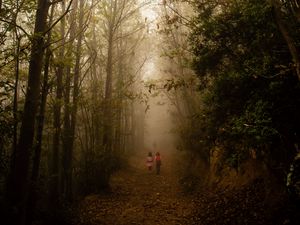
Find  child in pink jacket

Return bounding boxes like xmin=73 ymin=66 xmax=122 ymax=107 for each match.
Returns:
xmin=146 ymin=152 xmax=154 ymax=171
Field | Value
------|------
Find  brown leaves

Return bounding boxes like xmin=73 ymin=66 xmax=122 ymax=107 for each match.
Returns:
xmin=76 ymin=155 xmax=195 ymax=225
xmin=190 ymin=179 xmax=268 ymax=225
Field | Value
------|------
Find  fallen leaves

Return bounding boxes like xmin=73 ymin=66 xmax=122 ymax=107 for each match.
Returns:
xmin=76 ymin=155 xmax=195 ymax=225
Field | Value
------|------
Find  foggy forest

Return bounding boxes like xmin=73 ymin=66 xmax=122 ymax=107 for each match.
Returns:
xmin=0 ymin=0 xmax=300 ymax=225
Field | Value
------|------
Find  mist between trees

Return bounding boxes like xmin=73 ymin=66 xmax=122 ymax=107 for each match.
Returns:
xmin=0 ymin=0 xmax=300 ymax=225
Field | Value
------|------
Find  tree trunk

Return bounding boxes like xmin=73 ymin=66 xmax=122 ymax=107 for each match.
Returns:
xmin=62 ymin=0 xmax=77 ymax=200
xmin=114 ymin=30 xmax=124 ymax=156
xmin=6 ymin=1 xmax=50 ymax=225
xmin=101 ymin=0 xmax=118 ymax=185
xmin=12 ymin=32 xmax=21 ymax=168
xmin=26 ymin=6 xmax=54 ymax=224
xmin=49 ymin=0 xmax=65 ymax=209
xmin=271 ymin=0 xmax=300 ymax=81
xmin=103 ymin=26 xmax=114 ymax=151
xmin=65 ymin=0 xmax=84 ymax=201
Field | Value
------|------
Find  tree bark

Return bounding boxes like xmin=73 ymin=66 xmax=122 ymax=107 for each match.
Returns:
xmin=26 ymin=6 xmax=54 ymax=224
xmin=62 ymin=0 xmax=77 ymax=200
xmin=271 ymin=0 xmax=300 ymax=81
xmin=114 ymin=35 xmax=124 ymax=155
xmin=101 ymin=0 xmax=118 ymax=187
xmin=49 ymin=0 xmax=65 ymax=209
xmin=65 ymin=0 xmax=84 ymax=201
xmin=6 ymin=1 xmax=50 ymax=225
xmin=12 ymin=32 xmax=21 ymax=167
xmin=103 ymin=26 xmax=114 ymax=152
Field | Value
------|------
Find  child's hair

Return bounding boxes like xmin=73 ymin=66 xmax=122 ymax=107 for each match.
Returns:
xmin=148 ymin=152 xmax=152 ymax=156
xmin=156 ymin=152 xmax=160 ymax=156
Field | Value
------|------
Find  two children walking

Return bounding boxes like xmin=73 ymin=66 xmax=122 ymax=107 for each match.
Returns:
xmin=146 ymin=152 xmax=161 ymax=175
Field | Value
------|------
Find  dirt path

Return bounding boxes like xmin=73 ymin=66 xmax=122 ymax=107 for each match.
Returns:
xmin=77 ymin=153 xmax=196 ymax=225
xmin=77 ymin=153 xmax=300 ymax=225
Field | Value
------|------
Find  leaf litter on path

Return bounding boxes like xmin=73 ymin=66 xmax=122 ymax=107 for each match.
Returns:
xmin=77 ymin=154 xmax=196 ymax=225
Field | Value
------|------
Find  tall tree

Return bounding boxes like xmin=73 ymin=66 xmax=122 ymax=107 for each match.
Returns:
xmin=271 ymin=0 xmax=300 ymax=81
xmin=66 ymin=0 xmax=85 ymax=200
xmin=49 ymin=0 xmax=66 ymax=208
xmin=26 ymin=5 xmax=55 ymax=225
xmin=102 ymin=0 xmax=117 ymax=163
xmin=6 ymin=0 xmax=50 ymax=224
xmin=62 ymin=0 xmax=78 ymax=200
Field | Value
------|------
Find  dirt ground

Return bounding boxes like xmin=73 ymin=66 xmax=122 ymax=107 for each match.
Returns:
xmin=77 ymin=153 xmax=196 ymax=225
xmin=76 ymin=153 xmax=300 ymax=225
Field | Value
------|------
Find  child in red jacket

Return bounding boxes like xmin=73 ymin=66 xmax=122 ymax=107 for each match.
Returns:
xmin=155 ymin=152 xmax=161 ymax=175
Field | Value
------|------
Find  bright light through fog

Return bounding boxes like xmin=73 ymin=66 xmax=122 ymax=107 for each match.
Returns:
xmin=140 ymin=6 xmax=158 ymax=21
xmin=142 ymin=60 xmax=156 ymax=80
xmin=139 ymin=0 xmax=160 ymax=32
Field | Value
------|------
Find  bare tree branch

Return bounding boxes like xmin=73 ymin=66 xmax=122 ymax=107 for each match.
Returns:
xmin=44 ymin=0 xmax=74 ymax=35
xmin=0 ymin=18 xmax=30 ymax=38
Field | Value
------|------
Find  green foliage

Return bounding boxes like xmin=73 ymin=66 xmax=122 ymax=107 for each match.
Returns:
xmin=189 ymin=0 xmax=300 ymax=169
xmin=231 ymin=100 xmax=276 ymax=143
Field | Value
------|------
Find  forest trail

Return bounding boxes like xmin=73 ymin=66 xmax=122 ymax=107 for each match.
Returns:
xmin=77 ymin=152 xmax=196 ymax=225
